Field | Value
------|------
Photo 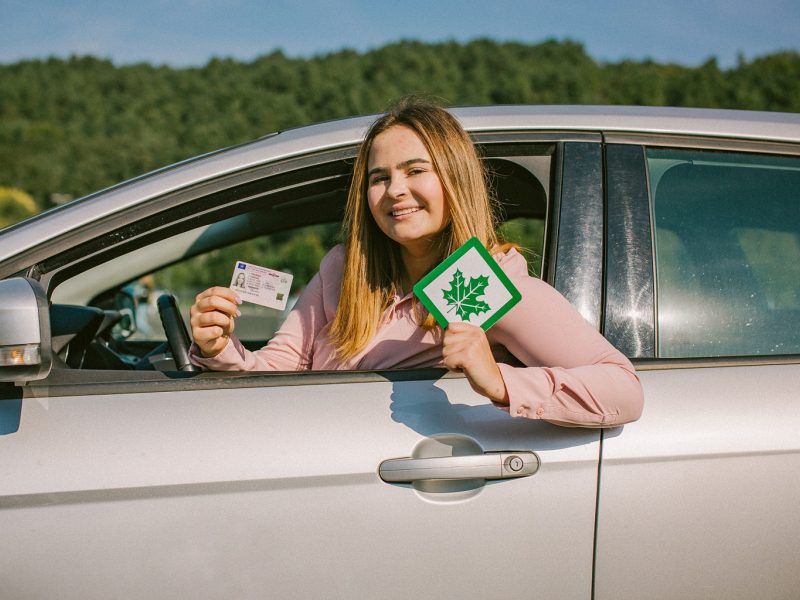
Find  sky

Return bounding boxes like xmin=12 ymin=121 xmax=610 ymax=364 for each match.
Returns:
xmin=1 ymin=0 xmax=798 ymax=68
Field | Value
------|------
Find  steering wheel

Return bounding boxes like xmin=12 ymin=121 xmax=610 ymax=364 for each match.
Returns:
xmin=156 ymin=294 xmax=199 ymax=372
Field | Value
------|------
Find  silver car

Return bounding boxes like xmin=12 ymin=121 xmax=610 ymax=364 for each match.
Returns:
xmin=1 ymin=106 xmax=799 ymax=599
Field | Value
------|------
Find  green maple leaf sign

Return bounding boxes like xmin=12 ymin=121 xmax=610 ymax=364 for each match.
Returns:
xmin=442 ymin=269 xmax=491 ymax=321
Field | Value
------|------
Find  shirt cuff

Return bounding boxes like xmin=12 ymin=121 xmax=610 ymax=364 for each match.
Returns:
xmin=497 ymin=363 xmax=623 ymax=427
xmin=188 ymin=336 xmax=245 ymax=370
xmin=496 ymin=362 xmax=551 ymax=419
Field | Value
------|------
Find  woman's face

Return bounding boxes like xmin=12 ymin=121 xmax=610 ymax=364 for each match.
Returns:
xmin=366 ymin=125 xmax=450 ymax=256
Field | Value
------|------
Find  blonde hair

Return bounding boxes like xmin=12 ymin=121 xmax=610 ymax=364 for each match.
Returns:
xmin=330 ymin=98 xmax=500 ymax=359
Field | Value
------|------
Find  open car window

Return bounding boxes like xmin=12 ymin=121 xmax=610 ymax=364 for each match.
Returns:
xmin=43 ymin=145 xmax=551 ymax=377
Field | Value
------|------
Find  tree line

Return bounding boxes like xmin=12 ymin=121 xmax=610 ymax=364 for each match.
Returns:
xmin=2 ymin=38 xmax=798 ymax=219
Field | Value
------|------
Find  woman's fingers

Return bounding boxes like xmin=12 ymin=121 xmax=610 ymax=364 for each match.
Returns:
xmin=442 ymin=322 xmax=482 ymax=358
xmin=191 ymin=287 xmax=240 ymax=317
xmin=192 ymin=309 xmax=233 ymax=331
xmin=189 ymin=286 xmax=242 ymax=357
xmin=195 ymin=286 xmax=241 ymax=303
xmin=442 ymin=322 xmax=508 ymax=403
xmin=192 ymin=324 xmax=227 ymax=343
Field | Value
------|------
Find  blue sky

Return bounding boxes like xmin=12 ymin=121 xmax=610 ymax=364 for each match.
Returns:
xmin=2 ymin=0 xmax=798 ymax=68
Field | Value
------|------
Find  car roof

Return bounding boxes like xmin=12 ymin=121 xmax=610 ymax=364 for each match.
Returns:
xmin=2 ymin=104 xmax=800 ymax=266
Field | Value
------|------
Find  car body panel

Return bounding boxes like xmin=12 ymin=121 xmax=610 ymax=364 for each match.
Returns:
xmin=595 ymin=364 xmax=800 ymax=599
xmin=1 ymin=376 xmax=599 ymax=599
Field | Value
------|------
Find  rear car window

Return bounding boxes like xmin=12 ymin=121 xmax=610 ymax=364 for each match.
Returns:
xmin=648 ymin=148 xmax=800 ymax=358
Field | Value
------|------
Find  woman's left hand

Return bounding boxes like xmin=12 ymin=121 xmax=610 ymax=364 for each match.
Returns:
xmin=442 ymin=322 xmax=509 ymax=404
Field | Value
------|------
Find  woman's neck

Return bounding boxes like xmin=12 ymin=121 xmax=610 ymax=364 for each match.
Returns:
xmin=400 ymin=244 xmax=439 ymax=288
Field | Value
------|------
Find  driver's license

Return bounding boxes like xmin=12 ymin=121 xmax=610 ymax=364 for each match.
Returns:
xmin=230 ymin=261 xmax=293 ymax=310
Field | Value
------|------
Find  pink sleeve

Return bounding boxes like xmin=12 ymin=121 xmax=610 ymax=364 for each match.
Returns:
xmin=189 ymin=246 xmax=342 ymax=371
xmin=489 ymin=276 xmax=643 ymax=428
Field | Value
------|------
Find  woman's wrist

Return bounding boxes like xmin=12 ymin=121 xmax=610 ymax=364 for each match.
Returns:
xmin=487 ymin=365 xmax=510 ymax=404
xmin=468 ymin=362 xmax=509 ymax=404
xmin=198 ymin=335 xmax=229 ymax=358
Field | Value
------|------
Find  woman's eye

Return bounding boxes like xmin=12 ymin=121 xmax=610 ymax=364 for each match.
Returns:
xmin=369 ymin=175 xmax=387 ymax=185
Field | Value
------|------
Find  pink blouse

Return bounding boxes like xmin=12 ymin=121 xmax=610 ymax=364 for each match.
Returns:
xmin=190 ymin=245 xmax=644 ymax=427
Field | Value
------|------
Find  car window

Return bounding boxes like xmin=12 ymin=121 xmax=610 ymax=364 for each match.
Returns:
xmin=45 ymin=147 xmax=550 ymax=373
xmin=648 ymin=148 xmax=800 ymax=358
xmin=497 ymin=217 xmax=544 ymax=276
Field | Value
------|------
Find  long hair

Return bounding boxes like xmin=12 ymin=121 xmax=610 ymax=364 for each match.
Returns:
xmin=329 ymin=98 xmax=499 ymax=359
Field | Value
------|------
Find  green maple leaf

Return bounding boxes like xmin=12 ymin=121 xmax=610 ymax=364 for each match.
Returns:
xmin=442 ymin=269 xmax=491 ymax=321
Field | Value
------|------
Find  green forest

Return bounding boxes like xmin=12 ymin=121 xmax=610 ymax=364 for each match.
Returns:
xmin=2 ymin=38 xmax=799 ymax=221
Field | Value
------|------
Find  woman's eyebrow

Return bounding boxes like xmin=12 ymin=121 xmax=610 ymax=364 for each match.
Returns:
xmin=368 ymin=158 xmax=430 ymax=178
xmin=398 ymin=158 xmax=431 ymax=169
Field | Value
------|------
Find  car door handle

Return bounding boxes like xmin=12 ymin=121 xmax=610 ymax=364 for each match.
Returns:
xmin=379 ymin=452 xmax=539 ymax=483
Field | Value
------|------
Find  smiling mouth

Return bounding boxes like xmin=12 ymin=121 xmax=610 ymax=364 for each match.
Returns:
xmin=391 ymin=207 xmax=422 ymax=217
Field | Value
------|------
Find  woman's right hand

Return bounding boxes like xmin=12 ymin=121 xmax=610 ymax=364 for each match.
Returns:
xmin=189 ymin=287 xmax=242 ymax=358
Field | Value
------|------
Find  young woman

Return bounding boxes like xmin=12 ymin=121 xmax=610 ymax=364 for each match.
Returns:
xmin=189 ymin=99 xmax=643 ymax=427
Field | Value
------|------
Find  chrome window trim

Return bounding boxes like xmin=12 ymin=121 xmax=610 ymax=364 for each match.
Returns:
xmin=21 ymin=366 xmax=461 ymax=398
xmin=544 ymin=143 xmax=563 ymax=285
xmin=604 ymin=133 xmax=800 ymax=156
xmin=473 ymin=131 xmax=602 ymax=144
xmin=632 ymin=355 xmax=800 ymax=370
xmin=645 ymin=149 xmax=660 ymax=358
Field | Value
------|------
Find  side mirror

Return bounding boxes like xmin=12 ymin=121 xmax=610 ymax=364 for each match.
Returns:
xmin=0 ymin=278 xmax=52 ymax=382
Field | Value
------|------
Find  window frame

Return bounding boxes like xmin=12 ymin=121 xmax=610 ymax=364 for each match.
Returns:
xmin=603 ymin=135 xmax=800 ymax=366
xmin=23 ymin=134 xmax=569 ymax=395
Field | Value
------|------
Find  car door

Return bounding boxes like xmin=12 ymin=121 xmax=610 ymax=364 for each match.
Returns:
xmin=0 ymin=133 xmax=605 ymax=599
xmin=594 ymin=141 xmax=800 ymax=599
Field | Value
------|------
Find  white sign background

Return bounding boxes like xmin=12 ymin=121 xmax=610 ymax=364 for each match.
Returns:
xmin=418 ymin=246 xmax=514 ymax=328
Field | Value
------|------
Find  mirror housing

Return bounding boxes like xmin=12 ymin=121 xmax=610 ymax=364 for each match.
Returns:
xmin=0 ymin=278 xmax=52 ymax=382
